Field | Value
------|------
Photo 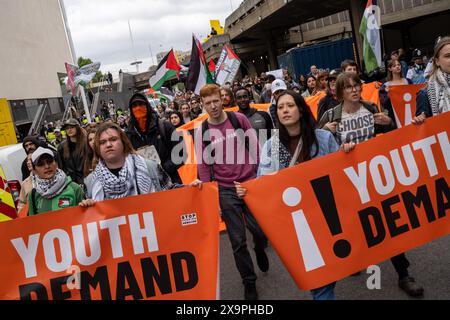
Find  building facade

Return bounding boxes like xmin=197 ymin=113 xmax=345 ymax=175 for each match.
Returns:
xmin=0 ymin=0 xmax=75 ymax=132
xmin=222 ymin=0 xmax=450 ymax=76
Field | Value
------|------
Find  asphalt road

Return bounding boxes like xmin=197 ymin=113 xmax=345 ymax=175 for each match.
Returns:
xmin=219 ymin=232 xmax=450 ymax=300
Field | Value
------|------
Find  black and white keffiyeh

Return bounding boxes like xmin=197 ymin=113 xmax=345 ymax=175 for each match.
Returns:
xmin=427 ymin=69 xmax=450 ymax=116
xmin=33 ymin=169 xmax=69 ymax=199
xmin=269 ymin=135 xmax=302 ymax=170
xmin=92 ymin=154 xmax=154 ymax=200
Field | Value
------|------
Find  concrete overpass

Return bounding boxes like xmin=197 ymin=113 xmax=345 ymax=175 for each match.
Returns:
xmin=225 ymin=0 xmax=356 ymax=68
xmin=225 ymin=0 xmax=450 ymax=73
xmin=226 ymin=0 xmax=349 ymax=41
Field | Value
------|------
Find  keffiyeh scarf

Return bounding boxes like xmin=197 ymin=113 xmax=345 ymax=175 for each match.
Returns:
xmin=33 ymin=169 xmax=68 ymax=199
xmin=427 ymin=69 xmax=450 ymax=116
xmin=270 ymin=135 xmax=303 ymax=170
xmin=92 ymin=154 xmax=153 ymax=200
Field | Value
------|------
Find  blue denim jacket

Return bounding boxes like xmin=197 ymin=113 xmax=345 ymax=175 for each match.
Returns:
xmin=416 ymin=88 xmax=433 ymax=117
xmin=257 ymin=129 xmax=339 ymax=177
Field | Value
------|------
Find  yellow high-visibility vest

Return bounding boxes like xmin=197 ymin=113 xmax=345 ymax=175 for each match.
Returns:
xmin=45 ymin=131 xmax=56 ymax=143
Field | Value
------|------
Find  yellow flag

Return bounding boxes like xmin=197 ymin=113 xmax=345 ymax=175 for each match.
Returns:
xmin=210 ymin=20 xmax=224 ymax=35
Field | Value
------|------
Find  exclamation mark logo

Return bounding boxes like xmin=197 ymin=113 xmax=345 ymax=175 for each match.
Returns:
xmin=310 ymin=176 xmax=352 ymax=259
xmin=284 ymin=187 xmax=325 ymax=272
xmin=403 ymin=93 xmax=413 ymax=126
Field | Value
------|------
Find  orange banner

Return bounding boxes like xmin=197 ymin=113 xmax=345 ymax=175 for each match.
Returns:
xmin=361 ymin=82 xmax=381 ymax=109
xmin=389 ymin=84 xmax=426 ymax=128
xmin=305 ymin=92 xmax=326 ymax=119
xmin=0 ymin=184 xmax=220 ymax=300
xmin=243 ymin=112 xmax=450 ymax=290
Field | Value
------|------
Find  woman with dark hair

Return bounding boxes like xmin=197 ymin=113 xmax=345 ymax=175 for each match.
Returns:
xmin=169 ymin=111 xmax=184 ymax=129
xmin=84 ymin=127 xmax=98 ymax=176
xmin=169 ymin=100 xmax=180 ymax=112
xmin=301 ymin=75 xmax=317 ymax=98
xmin=156 ymin=104 xmax=166 ymax=119
xmin=383 ymin=59 xmax=411 ymax=89
xmin=413 ymin=36 xmax=450 ymax=123
xmin=235 ymin=90 xmax=339 ymax=300
xmin=378 ymin=59 xmax=412 ymax=128
xmin=57 ymin=118 xmax=87 ymax=186
xmin=168 ymin=111 xmax=185 ymax=128
xmin=318 ymin=73 xmax=424 ymax=298
xmin=298 ymin=74 xmax=306 ymax=93
xmin=83 ymin=127 xmax=98 ymax=198
xmin=180 ymin=102 xmax=194 ymax=123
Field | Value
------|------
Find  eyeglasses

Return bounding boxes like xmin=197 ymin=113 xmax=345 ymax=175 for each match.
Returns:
xmin=235 ymin=95 xmax=249 ymax=100
xmin=344 ymin=84 xmax=362 ymax=93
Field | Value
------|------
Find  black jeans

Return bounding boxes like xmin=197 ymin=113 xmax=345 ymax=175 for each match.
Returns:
xmin=218 ymin=186 xmax=268 ymax=285
xmin=390 ymin=253 xmax=410 ymax=280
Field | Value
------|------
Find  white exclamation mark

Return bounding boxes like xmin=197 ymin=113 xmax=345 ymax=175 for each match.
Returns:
xmin=284 ymin=188 xmax=325 ymax=272
xmin=404 ymin=93 xmax=413 ymax=126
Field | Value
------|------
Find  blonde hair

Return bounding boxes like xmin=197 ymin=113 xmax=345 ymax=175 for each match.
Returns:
xmin=431 ymin=36 xmax=450 ymax=77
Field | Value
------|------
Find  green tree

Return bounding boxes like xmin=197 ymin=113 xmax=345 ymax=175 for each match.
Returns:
xmin=77 ymin=56 xmax=93 ymax=68
xmin=77 ymin=56 xmax=103 ymax=83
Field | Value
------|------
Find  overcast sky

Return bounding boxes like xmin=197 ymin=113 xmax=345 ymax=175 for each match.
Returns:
xmin=63 ymin=0 xmax=242 ymax=77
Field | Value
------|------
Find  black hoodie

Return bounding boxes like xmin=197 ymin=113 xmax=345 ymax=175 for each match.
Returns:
xmin=21 ymin=136 xmax=53 ymax=180
xmin=126 ymin=93 xmax=186 ymax=183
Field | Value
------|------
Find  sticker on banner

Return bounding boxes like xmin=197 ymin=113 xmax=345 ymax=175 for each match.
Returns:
xmin=181 ymin=213 xmax=198 ymax=226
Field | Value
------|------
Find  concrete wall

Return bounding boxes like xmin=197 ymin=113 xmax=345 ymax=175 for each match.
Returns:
xmin=203 ymin=34 xmax=231 ymax=61
xmin=0 ymin=0 xmax=74 ymax=100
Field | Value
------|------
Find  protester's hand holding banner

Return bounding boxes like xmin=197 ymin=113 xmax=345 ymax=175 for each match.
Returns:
xmin=242 ymin=112 xmax=450 ymax=290
xmin=389 ymin=84 xmax=426 ymax=128
xmin=0 ymin=183 xmax=220 ymax=300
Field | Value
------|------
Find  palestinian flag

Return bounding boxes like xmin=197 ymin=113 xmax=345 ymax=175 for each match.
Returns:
xmin=149 ymin=49 xmax=181 ymax=91
xmin=359 ymin=0 xmax=382 ymax=73
xmin=187 ymin=35 xmax=215 ymax=94
xmin=65 ymin=63 xmax=77 ymax=95
xmin=215 ymin=45 xmax=241 ymax=86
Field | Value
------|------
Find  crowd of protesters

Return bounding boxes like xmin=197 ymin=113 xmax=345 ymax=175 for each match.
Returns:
xmin=13 ymin=36 xmax=450 ymax=300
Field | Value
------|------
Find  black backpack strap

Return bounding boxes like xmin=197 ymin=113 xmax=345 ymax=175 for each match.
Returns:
xmin=201 ymin=119 xmax=210 ymax=144
xmin=201 ymin=120 xmax=215 ymax=181
xmin=226 ymin=111 xmax=242 ymax=130
xmin=227 ymin=112 xmax=250 ymax=152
